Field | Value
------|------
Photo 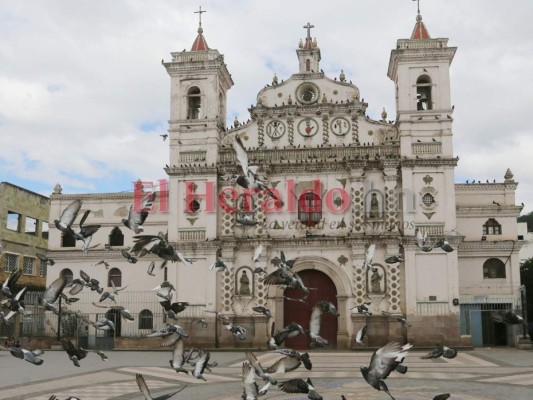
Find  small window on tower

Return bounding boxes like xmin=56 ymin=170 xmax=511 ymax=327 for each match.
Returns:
xmin=306 ymin=59 xmax=311 ymax=72
xmin=416 ymin=75 xmax=432 ymax=110
xmin=187 ymin=87 xmax=201 ymax=119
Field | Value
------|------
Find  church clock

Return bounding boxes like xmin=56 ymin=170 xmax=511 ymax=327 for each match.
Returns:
xmin=266 ymin=120 xmax=286 ymax=139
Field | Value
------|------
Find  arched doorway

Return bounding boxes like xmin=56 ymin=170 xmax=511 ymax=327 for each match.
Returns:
xmin=105 ymin=309 xmax=122 ymax=337
xmin=283 ymin=269 xmax=338 ymax=349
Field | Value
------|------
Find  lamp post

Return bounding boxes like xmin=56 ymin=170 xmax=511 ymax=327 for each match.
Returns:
xmin=56 ymin=294 xmax=62 ymax=342
xmin=520 ymin=285 xmax=527 ymax=340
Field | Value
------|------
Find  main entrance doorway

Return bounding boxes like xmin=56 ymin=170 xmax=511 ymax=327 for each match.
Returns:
xmin=283 ymin=269 xmax=338 ymax=349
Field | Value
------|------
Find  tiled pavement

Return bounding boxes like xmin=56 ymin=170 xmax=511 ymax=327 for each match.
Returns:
xmin=1 ymin=349 xmax=533 ymax=399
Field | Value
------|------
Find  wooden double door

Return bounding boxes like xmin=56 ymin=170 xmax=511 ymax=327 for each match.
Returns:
xmin=283 ymin=269 xmax=338 ymax=349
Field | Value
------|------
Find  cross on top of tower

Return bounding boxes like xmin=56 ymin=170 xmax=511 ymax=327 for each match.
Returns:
xmin=412 ymin=0 xmax=420 ymax=15
xmin=194 ymin=6 xmax=206 ymax=28
xmin=303 ymin=22 xmax=314 ymax=39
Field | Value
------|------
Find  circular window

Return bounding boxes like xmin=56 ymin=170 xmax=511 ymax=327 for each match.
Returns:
xmin=188 ymin=199 xmax=200 ymax=213
xmin=422 ymin=193 xmax=435 ymax=207
xmin=296 ymin=82 xmax=319 ymax=105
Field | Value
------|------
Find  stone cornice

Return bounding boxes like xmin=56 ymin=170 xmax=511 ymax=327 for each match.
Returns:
xmin=455 ymin=183 xmax=518 ymax=191
xmin=400 ymin=158 xmax=459 ymax=168
xmin=50 ymin=192 xmax=138 ymax=201
xmin=165 ymin=165 xmax=218 ymax=176
xmin=250 ymin=102 xmax=368 ymax=120
xmin=458 ymin=240 xmax=523 ymax=252
xmin=456 ymin=205 xmax=523 ymax=217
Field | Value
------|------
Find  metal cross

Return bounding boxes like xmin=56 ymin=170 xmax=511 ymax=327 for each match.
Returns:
xmin=303 ymin=22 xmax=314 ymax=39
xmin=412 ymin=0 xmax=420 ymax=14
xmin=194 ymin=6 xmax=206 ymax=27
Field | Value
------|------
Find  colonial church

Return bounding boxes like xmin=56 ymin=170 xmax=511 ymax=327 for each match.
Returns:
xmin=45 ymin=11 xmax=524 ymax=349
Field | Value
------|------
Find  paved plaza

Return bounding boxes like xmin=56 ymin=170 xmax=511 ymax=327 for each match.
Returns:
xmin=1 ymin=348 xmax=533 ymax=399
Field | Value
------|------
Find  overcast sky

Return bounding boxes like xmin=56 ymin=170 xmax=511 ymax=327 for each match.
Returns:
xmin=1 ymin=0 xmax=532 ymax=212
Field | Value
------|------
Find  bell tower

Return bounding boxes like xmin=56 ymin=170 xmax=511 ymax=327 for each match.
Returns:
xmin=297 ymin=22 xmax=321 ymax=74
xmin=387 ymin=10 xmax=461 ymax=345
xmin=163 ymin=9 xmax=233 ymax=243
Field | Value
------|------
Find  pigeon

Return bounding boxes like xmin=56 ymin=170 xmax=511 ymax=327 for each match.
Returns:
xmin=61 ymin=339 xmax=88 ymax=367
xmin=267 ymin=348 xmax=312 ymax=372
xmin=415 ymin=228 xmax=433 ymax=252
xmin=36 ymin=253 xmax=55 ymax=266
xmin=59 ymin=293 xmax=80 ymax=306
xmin=421 ymin=344 xmax=457 ymax=359
xmin=8 ymin=346 xmax=44 ymax=365
xmin=223 ymin=322 xmax=247 ymax=340
xmin=71 ymin=209 xmax=101 ymax=253
xmin=95 ymin=260 xmax=110 ymax=269
xmin=491 ymin=310 xmax=525 ymax=325
xmin=209 ymin=260 xmax=229 ymax=272
xmin=433 ymin=394 xmax=451 ymax=400
xmin=48 ymin=396 xmax=81 ymax=400
xmin=123 ymin=192 xmax=157 ymax=234
xmin=80 ymin=347 xmax=108 ymax=361
xmin=361 ymin=341 xmax=413 ymax=400
xmin=246 ymin=351 xmax=277 ymax=385
xmin=167 ymin=336 xmax=189 ymax=374
xmin=278 ymin=378 xmax=323 ymax=400
xmin=384 ymin=255 xmax=404 ymax=264
xmin=39 ymin=276 xmax=68 ymax=315
xmin=309 ymin=301 xmax=339 ymax=347
xmin=355 ymin=324 xmax=368 ymax=346
xmin=351 ymin=302 xmax=372 ymax=317
xmin=204 ymin=310 xmax=230 ymax=322
xmin=160 ymin=134 xmax=168 ymax=141
xmin=252 ymin=244 xmax=263 ymax=262
xmin=147 ymin=261 xmax=156 ymax=276
xmin=160 ymin=300 xmax=189 ymax=320
xmin=131 ymin=234 xmax=194 ymax=265
xmin=241 ymin=361 xmax=259 ymax=400
xmin=434 ymin=239 xmax=454 ymax=253
xmin=54 ymin=199 xmax=82 ymax=236
xmin=153 ymin=281 xmax=176 ymax=300
xmin=252 ymin=306 xmax=272 ymax=318
xmin=364 ymin=243 xmax=377 ymax=271
xmin=268 ymin=321 xmax=306 ymax=349
xmin=192 ymin=319 xmax=208 ymax=328
xmin=135 ymin=373 xmax=186 ymax=399
xmin=192 ymin=349 xmax=210 ymax=380
xmin=2 ymin=286 xmax=28 ymax=321
xmin=1 ymin=267 xmax=22 ymax=297
xmin=381 ymin=311 xmax=411 ymax=327
xmin=121 ymin=249 xmax=138 ymax=263
xmin=92 ymin=302 xmax=134 ymax=321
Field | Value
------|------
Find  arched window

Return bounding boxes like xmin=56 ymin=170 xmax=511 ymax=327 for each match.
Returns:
xmin=306 ymin=59 xmax=311 ymax=72
xmin=187 ymin=87 xmax=201 ymax=119
xmin=416 ymin=75 xmax=432 ymax=110
xmin=483 ymin=258 xmax=506 ymax=279
xmin=108 ymin=268 xmax=122 ymax=287
xmin=109 ymin=227 xmax=124 ymax=246
xmin=139 ymin=309 xmax=153 ymax=330
xmin=60 ymin=268 xmax=73 ymax=282
xmin=298 ymin=192 xmax=322 ymax=227
xmin=483 ymin=218 xmax=502 ymax=235
xmin=61 ymin=233 xmax=76 ymax=247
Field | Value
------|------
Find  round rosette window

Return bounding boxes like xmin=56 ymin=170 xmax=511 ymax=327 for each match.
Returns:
xmin=296 ymin=82 xmax=320 ymax=105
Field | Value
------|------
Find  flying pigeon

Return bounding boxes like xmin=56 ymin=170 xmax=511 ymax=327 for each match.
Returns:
xmin=1 ymin=267 xmax=22 ymax=297
xmin=361 ymin=340 xmax=413 ymax=400
xmin=252 ymin=306 xmax=272 ymax=318
xmin=121 ymin=249 xmax=138 ymax=264
xmin=61 ymin=339 xmax=88 ymax=367
xmin=415 ymin=228 xmax=433 ymax=252
xmin=160 ymin=300 xmax=189 ymax=320
xmin=8 ymin=346 xmax=44 ymax=365
xmin=167 ymin=335 xmax=189 ymax=374
xmin=268 ymin=321 xmax=305 ymax=349
xmin=246 ymin=351 xmax=277 ymax=385
xmin=491 ymin=310 xmax=525 ymax=325
xmin=95 ymin=260 xmax=110 ymax=269
xmin=278 ymin=378 xmax=323 ymax=400
xmin=92 ymin=302 xmax=134 ymax=321
xmin=54 ymin=199 xmax=82 ymax=236
xmin=385 ymin=255 xmax=404 ymax=264
xmin=135 ymin=373 xmax=186 ymax=399
xmin=267 ymin=348 xmax=312 ymax=372
xmin=39 ymin=276 xmax=68 ymax=315
xmin=123 ymin=192 xmax=157 ymax=234
xmin=71 ymin=209 xmax=101 ymax=253
xmin=364 ymin=243 xmax=377 ymax=271
xmin=241 ymin=361 xmax=260 ymax=400
xmin=147 ymin=261 xmax=156 ymax=276
xmin=309 ymin=301 xmax=339 ymax=347
xmin=209 ymin=260 xmax=229 ymax=272
xmin=381 ymin=311 xmax=411 ymax=327
xmin=252 ymin=244 xmax=263 ymax=262
xmin=223 ymin=322 xmax=247 ymax=340
xmin=351 ymin=302 xmax=372 ymax=317
xmin=192 ymin=349 xmax=210 ymax=380
xmin=355 ymin=324 xmax=368 ymax=346
xmin=36 ymin=253 xmax=55 ymax=266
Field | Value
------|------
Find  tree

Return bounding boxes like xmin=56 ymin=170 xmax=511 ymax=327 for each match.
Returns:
xmin=517 ymin=212 xmax=533 ymax=232
xmin=520 ymin=257 xmax=533 ymax=318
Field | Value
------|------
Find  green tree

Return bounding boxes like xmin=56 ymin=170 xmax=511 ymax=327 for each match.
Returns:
xmin=520 ymin=257 xmax=533 ymax=318
xmin=517 ymin=212 xmax=533 ymax=232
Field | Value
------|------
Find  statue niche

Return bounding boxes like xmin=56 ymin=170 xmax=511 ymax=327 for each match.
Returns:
xmin=367 ymin=264 xmax=386 ymax=294
xmin=235 ymin=267 xmax=254 ymax=297
xmin=365 ymin=191 xmax=384 ymax=220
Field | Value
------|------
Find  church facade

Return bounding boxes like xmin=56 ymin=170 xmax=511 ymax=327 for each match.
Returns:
xmin=44 ymin=13 xmax=524 ymax=349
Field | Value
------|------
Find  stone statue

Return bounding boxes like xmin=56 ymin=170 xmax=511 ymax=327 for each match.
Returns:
xmin=369 ymin=193 xmax=381 ymax=219
xmin=239 ymin=270 xmax=251 ymax=295
xmin=371 ymin=269 xmax=383 ymax=293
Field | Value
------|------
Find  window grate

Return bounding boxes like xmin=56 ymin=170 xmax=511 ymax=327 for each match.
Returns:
xmin=23 ymin=257 xmax=35 ymax=275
